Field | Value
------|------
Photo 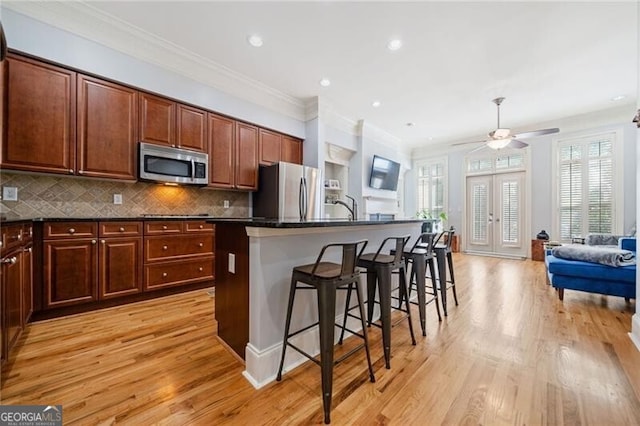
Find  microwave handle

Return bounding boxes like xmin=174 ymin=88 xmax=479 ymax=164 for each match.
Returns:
xmin=191 ymin=159 xmax=195 ymax=181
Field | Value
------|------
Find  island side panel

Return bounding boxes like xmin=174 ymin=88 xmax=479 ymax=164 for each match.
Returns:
xmin=214 ymin=222 xmax=249 ymax=360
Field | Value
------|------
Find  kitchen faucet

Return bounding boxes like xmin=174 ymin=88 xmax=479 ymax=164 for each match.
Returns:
xmin=333 ymin=195 xmax=358 ymax=221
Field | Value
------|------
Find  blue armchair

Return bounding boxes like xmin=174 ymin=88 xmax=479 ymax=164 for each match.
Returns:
xmin=545 ymin=237 xmax=636 ymax=301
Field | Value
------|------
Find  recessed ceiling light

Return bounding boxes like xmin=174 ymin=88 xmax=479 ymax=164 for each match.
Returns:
xmin=406 ymin=122 xmax=414 ymax=127
xmin=247 ymin=35 xmax=263 ymax=47
xmin=611 ymin=95 xmax=626 ymax=101
xmin=387 ymin=39 xmax=403 ymax=51
xmin=319 ymin=78 xmax=331 ymax=87
xmin=372 ymin=101 xmax=381 ymax=108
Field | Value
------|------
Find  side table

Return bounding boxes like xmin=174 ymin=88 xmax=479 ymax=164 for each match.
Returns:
xmin=531 ymin=239 xmax=546 ymax=261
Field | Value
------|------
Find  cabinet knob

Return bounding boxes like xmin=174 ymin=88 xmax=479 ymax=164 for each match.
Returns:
xmin=162 ymin=272 xmax=168 ymax=278
xmin=91 ymin=239 xmax=97 ymax=244
xmin=101 ymin=240 xmax=106 ymax=244
xmin=163 ymin=245 xmax=168 ymax=250
xmin=2 ymin=256 xmax=17 ymax=265
xmin=0 ymin=241 xmax=3 ymax=247
xmin=69 ymin=228 xmax=76 ymax=234
xmin=162 ymin=225 xmax=168 ymax=230
xmin=24 ymin=247 xmax=32 ymax=253
xmin=17 ymin=233 xmax=22 ymax=241
xmin=119 ymin=227 xmax=125 ymax=232
xmin=199 ymin=225 xmax=204 ymax=229
xmin=78 ymin=170 xmax=84 ymax=175
xmin=198 ymin=267 xmax=203 ymax=272
xmin=198 ymin=242 xmax=204 ymax=247
xmin=69 ymin=169 xmax=74 ymax=174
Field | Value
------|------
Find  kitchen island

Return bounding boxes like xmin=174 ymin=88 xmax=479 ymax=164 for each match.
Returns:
xmin=210 ymin=218 xmax=423 ymax=388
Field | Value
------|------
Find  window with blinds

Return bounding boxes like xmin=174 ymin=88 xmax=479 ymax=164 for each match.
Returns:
xmin=501 ymin=180 xmax=519 ymax=243
xmin=471 ymin=182 xmax=488 ymax=243
xmin=557 ymin=133 xmax=616 ymax=242
xmin=417 ymin=159 xmax=446 ymax=217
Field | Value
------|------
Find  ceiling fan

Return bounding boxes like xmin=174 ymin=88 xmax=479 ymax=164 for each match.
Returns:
xmin=454 ymin=97 xmax=559 ymax=152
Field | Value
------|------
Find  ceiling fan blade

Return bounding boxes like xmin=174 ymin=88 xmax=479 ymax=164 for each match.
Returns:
xmin=468 ymin=144 xmax=488 ymax=154
xmin=507 ymin=139 xmax=529 ymax=149
xmin=451 ymin=139 xmax=486 ymax=146
xmin=512 ymin=128 xmax=559 ymax=139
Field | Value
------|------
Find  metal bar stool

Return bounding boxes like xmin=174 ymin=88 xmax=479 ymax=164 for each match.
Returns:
xmin=424 ymin=227 xmax=458 ymax=316
xmin=339 ymin=236 xmax=416 ymax=369
xmin=402 ymin=233 xmax=442 ymax=336
xmin=276 ymin=240 xmax=374 ymax=425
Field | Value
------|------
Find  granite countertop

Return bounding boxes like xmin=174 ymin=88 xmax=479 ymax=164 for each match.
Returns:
xmin=207 ymin=217 xmax=424 ymax=228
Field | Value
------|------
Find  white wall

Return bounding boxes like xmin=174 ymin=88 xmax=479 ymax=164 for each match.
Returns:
xmin=2 ymin=8 xmax=306 ymax=139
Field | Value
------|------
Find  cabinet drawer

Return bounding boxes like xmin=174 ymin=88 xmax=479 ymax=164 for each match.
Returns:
xmin=144 ymin=221 xmax=183 ymax=235
xmin=44 ymin=222 xmax=98 ymax=239
xmin=144 ymin=234 xmax=214 ymax=262
xmin=99 ymin=221 xmax=142 ymax=237
xmin=184 ymin=221 xmax=214 ymax=233
xmin=144 ymin=256 xmax=214 ymax=290
xmin=1 ymin=224 xmax=24 ymax=254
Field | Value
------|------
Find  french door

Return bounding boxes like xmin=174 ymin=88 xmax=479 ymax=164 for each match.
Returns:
xmin=466 ymin=172 xmax=526 ymax=257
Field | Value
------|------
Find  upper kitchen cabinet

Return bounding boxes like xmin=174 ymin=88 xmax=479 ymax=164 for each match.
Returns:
xmin=208 ymin=115 xmax=258 ymax=191
xmin=139 ymin=92 xmax=207 ymax=152
xmin=78 ymin=75 xmax=138 ymax=180
xmin=208 ymin=113 xmax=235 ymax=189
xmin=235 ymin=122 xmax=259 ymax=190
xmin=281 ymin=135 xmax=303 ymax=165
xmin=259 ymin=129 xmax=303 ymax=166
xmin=259 ymin=128 xmax=281 ymax=166
xmin=2 ymin=53 xmax=76 ymax=174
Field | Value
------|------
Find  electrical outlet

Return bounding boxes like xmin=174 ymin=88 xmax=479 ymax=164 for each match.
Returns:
xmin=113 ymin=194 xmax=123 ymax=205
xmin=228 ymin=253 xmax=235 ymax=274
xmin=2 ymin=186 xmax=18 ymax=201
xmin=223 ymin=200 xmax=230 ymax=209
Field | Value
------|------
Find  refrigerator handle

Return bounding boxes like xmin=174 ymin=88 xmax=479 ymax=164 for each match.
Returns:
xmin=299 ymin=177 xmax=305 ymax=220
xmin=301 ymin=177 xmax=308 ymax=219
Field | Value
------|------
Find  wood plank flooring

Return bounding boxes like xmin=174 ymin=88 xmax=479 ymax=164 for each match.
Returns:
xmin=2 ymin=254 xmax=639 ymax=425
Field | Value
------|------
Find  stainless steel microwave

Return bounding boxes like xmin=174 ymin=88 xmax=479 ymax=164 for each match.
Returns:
xmin=139 ymin=142 xmax=208 ymax=185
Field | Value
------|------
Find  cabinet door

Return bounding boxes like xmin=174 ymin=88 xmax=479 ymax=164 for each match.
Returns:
xmin=177 ymin=104 xmax=207 ymax=152
xmin=3 ymin=250 xmax=22 ymax=352
xmin=99 ymin=237 xmax=143 ymax=299
xmin=139 ymin=92 xmax=175 ymax=147
xmin=281 ymin=135 xmax=302 ymax=165
xmin=44 ymin=239 xmax=98 ymax=308
xmin=22 ymin=245 xmax=32 ymax=325
xmin=78 ymin=75 xmax=138 ymax=180
xmin=3 ymin=54 xmax=76 ymax=174
xmin=208 ymin=113 xmax=235 ymax=188
xmin=259 ymin=129 xmax=281 ymax=165
xmin=235 ymin=122 xmax=259 ymax=190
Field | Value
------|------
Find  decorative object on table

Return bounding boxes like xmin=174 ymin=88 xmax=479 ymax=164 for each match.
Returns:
xmin=536 ymin=230 xmax=549 ymax=240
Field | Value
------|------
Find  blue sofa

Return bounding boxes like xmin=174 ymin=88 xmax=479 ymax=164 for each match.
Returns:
xmin=545 ymin=237 xmax=636 ymax=300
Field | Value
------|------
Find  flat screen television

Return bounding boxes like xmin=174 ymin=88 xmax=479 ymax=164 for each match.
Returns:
xmin=368 ymin=155 xmax=400 ymax=191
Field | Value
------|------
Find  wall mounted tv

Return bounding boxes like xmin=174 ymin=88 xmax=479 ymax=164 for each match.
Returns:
xmin=369 ymin=155 xmax=401 ymax=191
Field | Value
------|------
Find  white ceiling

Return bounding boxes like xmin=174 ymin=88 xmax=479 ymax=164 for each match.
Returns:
xmin=9 ymin=1 xmax=639 ymax=150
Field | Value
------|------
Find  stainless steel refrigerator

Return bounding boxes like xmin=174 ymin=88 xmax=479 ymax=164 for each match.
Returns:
xmin=252 ymin=162 xmax=323 ymax=220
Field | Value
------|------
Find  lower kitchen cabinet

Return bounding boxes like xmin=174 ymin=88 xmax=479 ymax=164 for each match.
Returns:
xmin=1 ymin=223 xmax=33 ymax=363
xmin=99 ymin=237 xmax=143 ymax=299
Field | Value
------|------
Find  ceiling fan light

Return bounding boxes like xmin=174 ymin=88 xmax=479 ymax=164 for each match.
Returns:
xmin=487 ymin=138 xmax=512 ymax=149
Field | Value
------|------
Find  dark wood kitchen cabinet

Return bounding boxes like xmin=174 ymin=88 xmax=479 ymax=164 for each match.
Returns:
xmin=2 ymin=53 xmax=76 ymax=174
xmin=139 ymin=92 xmax=207 ymax=152
xmin=235 ymin=122 xmax=259 ymax=190
xmin=259 ymin=128 xmax=281 ymax=166
xmin=78 ymin=75 xmax=138 ymax=180
xmin=208 ymin=115 xmax=258 ymax=191
xmin=208 ymin=113 xmax=236 ymax=189
xmin=281 ymin=135 xmax=303 ymax=164
xmin=1 ymin=223 xmax=33 ymax=363
xmin=259 ymin=130 xmax=303 ymax=166
xmin=43 ymin=221 xmax=144 ymax=308
xmin=143 ymin=220 xmax=214 ymax=291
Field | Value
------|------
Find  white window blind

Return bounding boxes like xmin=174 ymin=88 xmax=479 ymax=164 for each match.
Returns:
xmin=501 ymin=180 xmax=519 ymax=243
xmin=417 ymin=159 xmax=446 ymax=218
xmin=471 ymin=182 xmax=488 ymax=243
xmin=557 ymin=133 xmax=616 ymax=242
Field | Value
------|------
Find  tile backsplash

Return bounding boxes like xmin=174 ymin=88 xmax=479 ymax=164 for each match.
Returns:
xmin=0 ymin=172 xmax=250 ymax=219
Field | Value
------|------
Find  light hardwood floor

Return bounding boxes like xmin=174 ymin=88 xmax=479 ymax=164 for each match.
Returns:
xmin=2 ymin=254 xmax=639 ymax=425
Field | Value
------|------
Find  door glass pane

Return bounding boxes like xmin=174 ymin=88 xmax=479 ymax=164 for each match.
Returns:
xmin=471 ymin=183 xmax=488 ymax=243
xmin=501 ymin=180 xmax=519 ymax=243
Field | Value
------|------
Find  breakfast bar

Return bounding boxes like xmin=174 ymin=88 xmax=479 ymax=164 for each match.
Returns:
xmin=210 ymin=218 xmax=423 ymax=388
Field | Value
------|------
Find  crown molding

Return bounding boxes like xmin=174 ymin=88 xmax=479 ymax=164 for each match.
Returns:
xmin=358 ymin=120 xmax=408 ymax=154
xmin=4 ymin=1 xmax=306 ymax=121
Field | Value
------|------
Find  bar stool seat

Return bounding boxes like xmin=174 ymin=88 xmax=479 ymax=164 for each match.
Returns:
xmin=276 ymin=240 xmax=374 ymax=425
xmin=420 ymin=228 xmax=458 ymax=315
xmin=339 ymin=236 xmax=416 ymax=369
